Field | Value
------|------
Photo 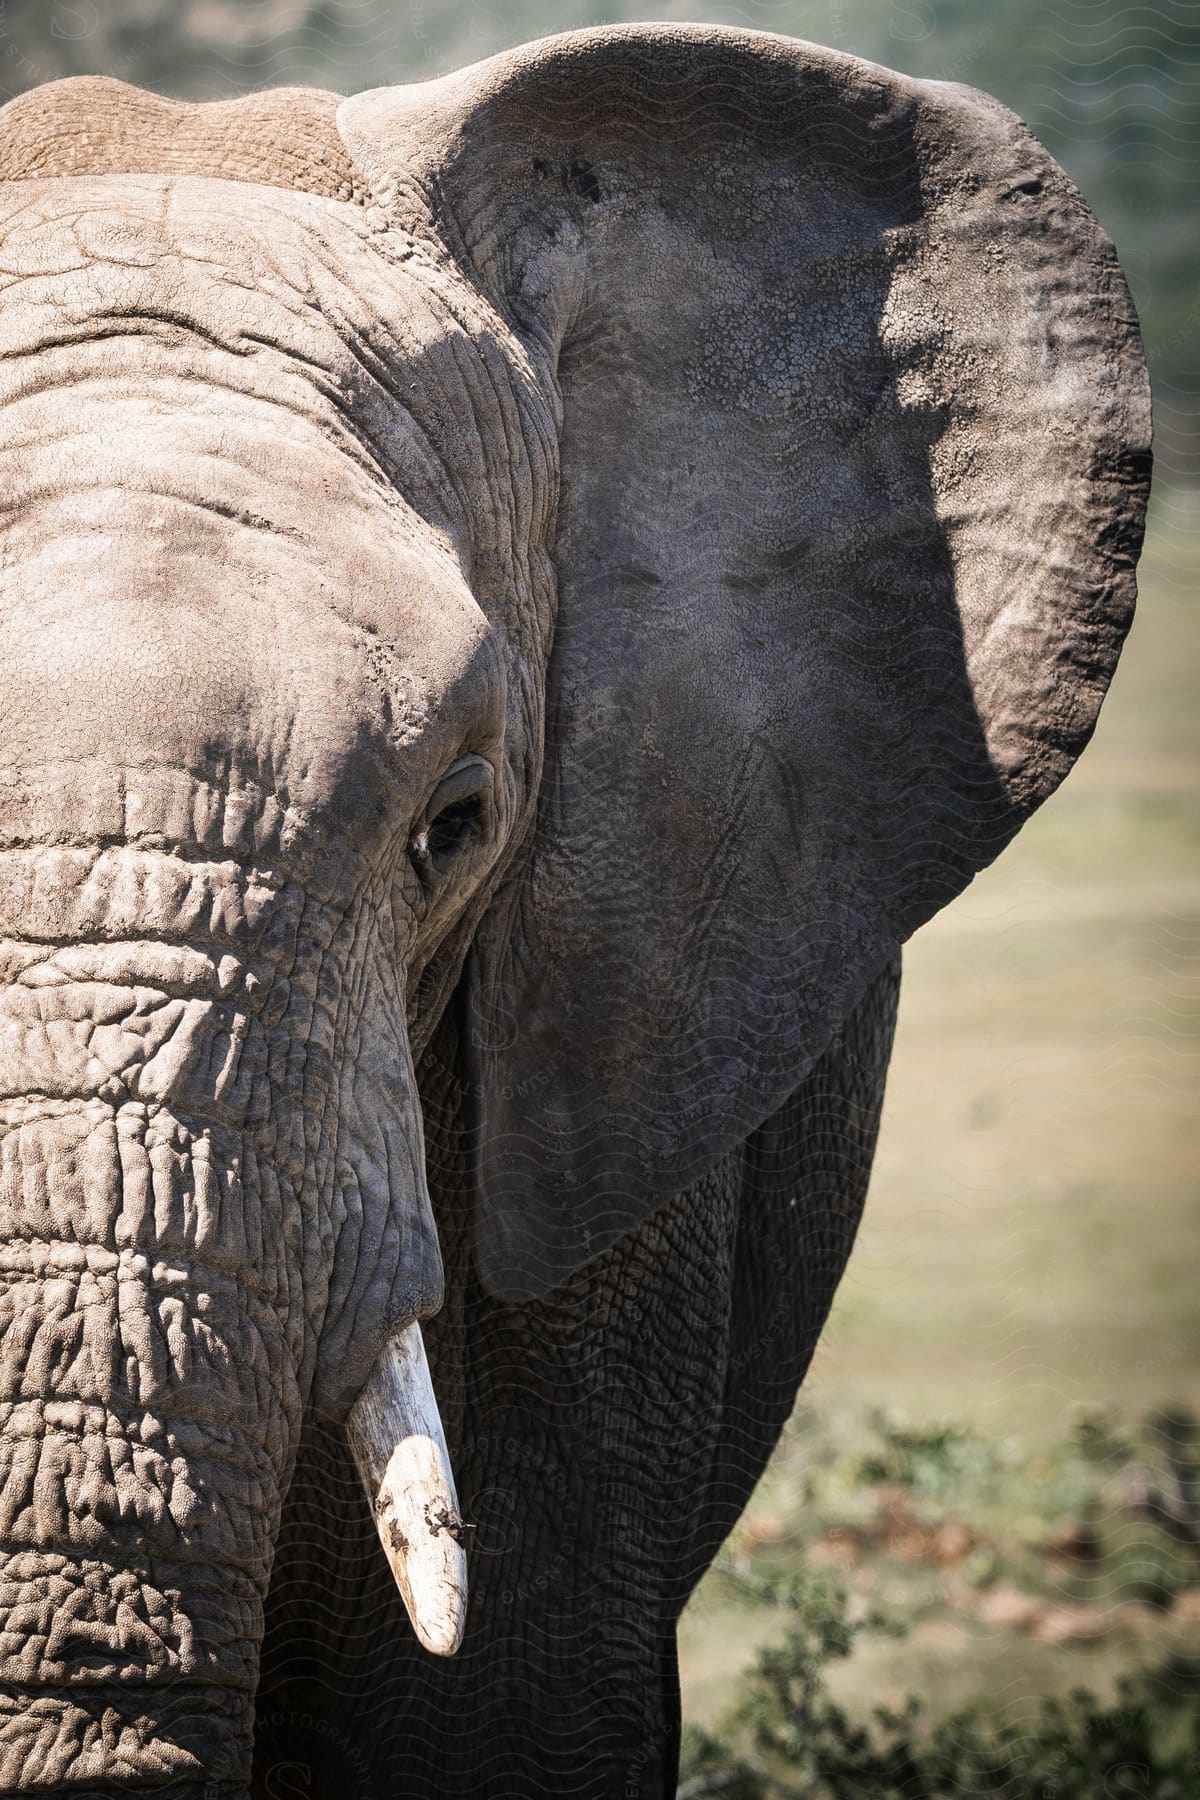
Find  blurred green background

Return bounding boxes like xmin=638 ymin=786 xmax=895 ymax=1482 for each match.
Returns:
xmin=2 ymin=1 xmax=1195 ymax=1784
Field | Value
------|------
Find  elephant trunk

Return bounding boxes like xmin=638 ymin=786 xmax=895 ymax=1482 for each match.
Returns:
xmin=0 ymin=908 xmax=317 ymax=1793
xmin=0 ymin=1093 xmax=296 ymax=1792
xmin=0 ymin=836 xmax=457 ymax=1787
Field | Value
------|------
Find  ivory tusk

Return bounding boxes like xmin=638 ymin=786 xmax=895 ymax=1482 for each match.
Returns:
xmin=345 ymin=1321 xmax=468 ymax=1657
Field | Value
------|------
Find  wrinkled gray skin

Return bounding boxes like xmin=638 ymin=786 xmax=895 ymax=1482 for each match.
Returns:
xmin=0 ymin=24 xmax=1149 ymax=1800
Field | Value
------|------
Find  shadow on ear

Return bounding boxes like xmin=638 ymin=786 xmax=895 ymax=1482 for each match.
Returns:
xmin=338 ymin=25 xmax=1151 ymax=1301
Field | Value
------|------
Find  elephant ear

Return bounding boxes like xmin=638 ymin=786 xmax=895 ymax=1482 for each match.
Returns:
xmin=338 ymin=26 xmax=1151 ymax=1300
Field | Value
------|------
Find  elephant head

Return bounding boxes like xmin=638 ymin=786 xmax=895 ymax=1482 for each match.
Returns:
xmin=0 ymin=25 xmax=1148 ymax=1795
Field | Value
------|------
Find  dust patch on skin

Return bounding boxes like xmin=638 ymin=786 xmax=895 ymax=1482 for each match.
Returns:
xmin=374 ymin=1497 xmax=467 ymax=1557
xmin=379 ymin=1506 xmax=410 ymax=1558
xmin=425 ymin=1501 xmax=468 ymax=1543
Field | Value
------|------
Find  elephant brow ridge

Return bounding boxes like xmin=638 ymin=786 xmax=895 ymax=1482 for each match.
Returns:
xmin=0 ymin=76 xmax=369 ymax=208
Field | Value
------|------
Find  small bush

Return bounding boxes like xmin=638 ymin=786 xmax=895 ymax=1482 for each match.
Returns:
xmin=851 ymin=1409 xmax=1002 ymax=1499
xmin=681 ymin=1549 xmax=1200 ymax=1799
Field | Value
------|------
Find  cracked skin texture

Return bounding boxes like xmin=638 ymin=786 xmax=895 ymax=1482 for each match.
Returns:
xmin=0 ymin=23 xmax=1149 ymax=1800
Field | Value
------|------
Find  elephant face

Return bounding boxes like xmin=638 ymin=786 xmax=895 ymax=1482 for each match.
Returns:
xmin=0 ymin=25 xmax=1148 ymax=1795
xmin=0 ymin=171 xmax=539 ymax=1397
xmin=0 ymin=170 xmax=547 ymax=1785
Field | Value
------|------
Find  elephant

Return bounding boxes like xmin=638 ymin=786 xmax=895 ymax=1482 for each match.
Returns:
xmin=0 ymin=21 xmax=1149 ymax=1799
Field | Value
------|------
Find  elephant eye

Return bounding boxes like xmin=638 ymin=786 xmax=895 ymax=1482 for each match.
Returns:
xmin=425 ymin=792 xmax=483 ymax=855
xmin=410 ymin=757 xmax=493 ymax=877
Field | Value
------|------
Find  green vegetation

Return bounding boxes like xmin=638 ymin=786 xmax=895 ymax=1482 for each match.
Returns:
xmin=682 ymin=1587 xmax=1200 ymax=1798
xmin=680 ymin=1404 xmax=1200 ymax=1796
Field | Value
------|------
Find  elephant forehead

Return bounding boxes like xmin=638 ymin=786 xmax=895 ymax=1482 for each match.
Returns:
xmin=0 ymin=176 xmax=514 ymax=860
xmin=0 ymin=508 xmax=503 ymax=869
xmin=0 ymin=172 xmax=503 ymax=534
xmin=0 ymin=170 xmax=428 ymax=359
